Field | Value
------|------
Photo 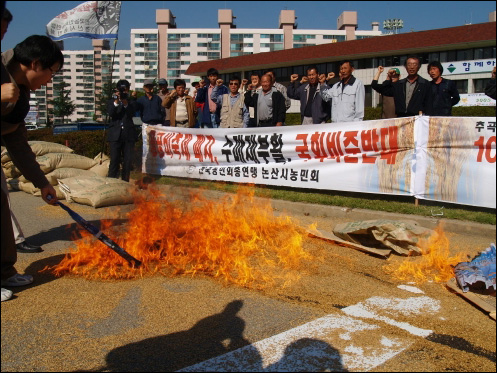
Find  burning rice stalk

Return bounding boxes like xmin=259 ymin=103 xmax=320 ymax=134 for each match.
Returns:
xmin=47 ymin=185 xmax=313 ymax=289
xmin=384 ymin=224 xmax=465 ymax=284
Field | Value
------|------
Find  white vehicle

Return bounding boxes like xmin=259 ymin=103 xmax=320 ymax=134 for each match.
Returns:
xmin=25 ymin=124 xmax=39 ymax=131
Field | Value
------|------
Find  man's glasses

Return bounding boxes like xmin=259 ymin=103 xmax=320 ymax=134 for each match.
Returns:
xmin=48 ymin=67 xmax=59 ymax=77
xmin=229 ymin=82 xmax=239 ymax=86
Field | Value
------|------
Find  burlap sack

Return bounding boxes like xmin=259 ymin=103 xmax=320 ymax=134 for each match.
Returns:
xmin=37 ymin=153 xmax=97 ymax=174
xmin=28 ymin=141 xmax=74 ymax=156
xmin=333 ymin=219 xmax=437 ymax=256
xmin=18 ymin=181 xmax=40 ymax=195
xmin=58 ymin=175 xmax=133 ymax=208
xmin=1 ymin=141 xmax=73 ymax=164
xmin=68 ymin=183 xmax=134 ymax=208
xmin=42 ymin=168 xmax=98 ymax=186
xmin=2 ymin=161 xmax=22 ymax=178
xmin=89 ymin=160 xmax=110 ymax=177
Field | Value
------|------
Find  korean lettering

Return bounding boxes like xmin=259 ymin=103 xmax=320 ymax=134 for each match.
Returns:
xmin=476 ymin=121 xmax=485 ymax=133
xmin=343 ymin=131 xmax=360 ymax=163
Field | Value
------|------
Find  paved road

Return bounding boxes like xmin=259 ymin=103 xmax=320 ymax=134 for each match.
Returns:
xmin=1 ymin=187 xmax=495 ymax=371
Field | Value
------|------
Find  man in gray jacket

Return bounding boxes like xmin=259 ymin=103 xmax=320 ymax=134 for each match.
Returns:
xmin=287 ymin=65 xmax=331 ymax=125
xmin=320 ymin=60 xmax=365 ymax=123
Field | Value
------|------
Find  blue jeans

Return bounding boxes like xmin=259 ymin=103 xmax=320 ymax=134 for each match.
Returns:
xmin=202 ymin=113 xmax=218 ymax=128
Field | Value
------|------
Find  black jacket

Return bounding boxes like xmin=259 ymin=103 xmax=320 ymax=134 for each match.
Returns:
xmin=374 ymin=76 xmax=431 ymax=117
xmin=244 ymin=89 xmax=286 ymax=126
xmin=106 ymin=99 xmax=138 ymax=142
xmin=425 ymin=78 xmax=460 ymax=116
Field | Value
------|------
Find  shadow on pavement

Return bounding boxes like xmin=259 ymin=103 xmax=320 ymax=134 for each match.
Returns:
xmin=25 ymin=219 xmax=129 ymax=246
xmin=72 ymin=300 xmax=348 ymax=372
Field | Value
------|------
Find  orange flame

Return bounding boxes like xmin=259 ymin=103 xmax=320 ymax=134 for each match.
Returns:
xmin=47 ymin=185 xmax=313 ymax=289
xmin=384 ymin=224 xmax=465 ymax=284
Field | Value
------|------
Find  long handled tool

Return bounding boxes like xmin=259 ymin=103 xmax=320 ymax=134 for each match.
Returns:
xmin=48 ymin=196 xmax=141 ymax=268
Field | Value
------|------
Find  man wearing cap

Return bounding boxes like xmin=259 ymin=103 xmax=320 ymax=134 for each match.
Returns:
xmin=157 ymin=78 xmax=171 ymax=126
xmin=372 ymin=66 xmax=400 ymax=119
xmin=136 ymin=79 xmax=163 ymax=126
xmin=107 ymin=79 xmax=137 ymax=182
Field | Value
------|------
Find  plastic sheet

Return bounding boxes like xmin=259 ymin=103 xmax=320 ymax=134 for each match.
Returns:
xmin=454 ymin=244 xmax=496 ymax=293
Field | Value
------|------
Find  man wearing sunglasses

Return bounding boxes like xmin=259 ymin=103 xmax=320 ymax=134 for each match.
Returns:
xmin=210 ymin=75 xmax=249 ymax=128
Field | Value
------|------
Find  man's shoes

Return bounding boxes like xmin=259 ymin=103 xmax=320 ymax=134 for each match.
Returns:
xmin=1 ymin=273 xmax=33 ymax=287
xmin=1 ymin=288 xmax=13 ymax=302
xmin=16 ymin=241 xmax=43 ymax=253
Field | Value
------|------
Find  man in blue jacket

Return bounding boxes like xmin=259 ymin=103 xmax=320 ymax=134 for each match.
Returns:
xmin=195 ymin=68 xmax=228 ymax=128
xmin=287 ymin=65 xmax=331 ymax=125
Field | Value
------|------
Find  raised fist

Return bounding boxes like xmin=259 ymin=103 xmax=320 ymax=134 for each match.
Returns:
xmin=216 ymin=79 xmax=224 ymax=86
xmin=378 ymin=66 xmax=384 ymax=73
xmin=1 ymin=83 xmax=19 ymax=103
xmin=290 ymin=74 xmax=299 ymax=82
xmin=327 ymin=72 xmax=335 ymax=80
xmin=300 ymin=76 xmax=309 ymax=84
xmin=242 ymin=79 xmax=248 ymax=86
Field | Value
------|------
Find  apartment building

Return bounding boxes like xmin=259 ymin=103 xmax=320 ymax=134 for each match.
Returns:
xmin=34 ymin=8 xmax=381 ymax=124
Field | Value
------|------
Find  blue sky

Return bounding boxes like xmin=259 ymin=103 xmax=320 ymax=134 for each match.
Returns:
xmin=2 ymin=1 xmax=496 ymax=51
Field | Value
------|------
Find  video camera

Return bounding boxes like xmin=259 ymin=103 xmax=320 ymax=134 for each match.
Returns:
xmin=113 ymin=82 xmax=128 ymax=101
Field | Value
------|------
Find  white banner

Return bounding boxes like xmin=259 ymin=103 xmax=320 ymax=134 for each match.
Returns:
xmin=46 ymin=1 xmax=121 ymax=41
xmin=454 ymin=93 xmax=496 ymax=107
xmin=143 ymin=118 xmax=416 ymax=196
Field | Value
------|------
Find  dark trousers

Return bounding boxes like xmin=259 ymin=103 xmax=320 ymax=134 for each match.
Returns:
xmin=1 ymin=170 xmax=17 ymax=281
xmin=108 ymin=139 xmax=134 ymax=182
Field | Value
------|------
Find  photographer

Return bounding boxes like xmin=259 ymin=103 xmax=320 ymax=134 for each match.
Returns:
xmin=107 ymin=79 xmax=137 ymax=182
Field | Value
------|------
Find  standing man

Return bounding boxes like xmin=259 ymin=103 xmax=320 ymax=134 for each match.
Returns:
xmin=372 ymin=66 xmax=400 ymax=119
xmin=263 ymin=69 xmax=291 ymax=112
xmin=245 ymin=73 xmax=261 ymax=127
xmin=1 ymin=8 xmax=42 ymax=254
xmin=425 ymin=61 xmax=460 ymax=116
xmin=485 ymin=67 xmax=496 ymax=100
xmin=287 ymin=65 xmax=331 ymax=125
xmin=211 ymin=75 xmax=249 ymax=128
xmin=162 ymin=79 xmax=197 ymax=128
xmin=107 ymin=79 xmax=137 ymax=182
xmin=2 ymin=35 xmax=62 ymax=301
xmin=136 ymin=79 xmax=163 ymax=126
xmin=320 ymin=60 xmax=365 ymax=122
xmin=244 ymin=74 xmax=286 ymax=127
xmin=195 ymin=68 xmax=228 ymax=128
xmin=157 ymin=78 xmax=170 ymax=126
xmin=373 ymin=56 xmax=431 ymax=117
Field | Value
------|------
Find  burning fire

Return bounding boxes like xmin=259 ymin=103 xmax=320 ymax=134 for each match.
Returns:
xmin=385 ymin=224 xmax=465 ymax=284
xmin=48 ymin=185 xmax=313 ymax=289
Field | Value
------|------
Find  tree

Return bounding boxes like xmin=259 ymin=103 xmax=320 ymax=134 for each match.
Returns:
xmin=49 ymin=81 xmax=76 ymax=125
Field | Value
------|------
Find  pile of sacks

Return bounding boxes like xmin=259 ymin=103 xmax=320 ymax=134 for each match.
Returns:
xmin=2 ymin=141 xmax=134 ymax=208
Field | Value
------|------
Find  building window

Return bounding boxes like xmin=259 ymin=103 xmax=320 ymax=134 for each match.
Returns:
xmin=474 ymin=78 xmax=491 ymax=93
xmin=455 ymin=80 xmax=468 ymax=94
xmin=323 ymin=35 xmax=346 ymax=42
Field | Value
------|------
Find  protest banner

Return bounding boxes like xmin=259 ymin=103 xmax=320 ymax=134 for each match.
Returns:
xmin=142 ymin=116 xmax=496 ymax=209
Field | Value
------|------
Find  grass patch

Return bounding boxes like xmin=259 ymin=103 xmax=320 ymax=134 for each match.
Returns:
xmin=132 ymin=173 xmax=496 ymax=225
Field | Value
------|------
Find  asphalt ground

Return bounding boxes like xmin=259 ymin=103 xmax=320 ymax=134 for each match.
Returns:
xmin=1 ymin=185 xmax=496 ymax=372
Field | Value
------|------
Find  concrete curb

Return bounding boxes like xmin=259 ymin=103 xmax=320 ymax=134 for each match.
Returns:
xmin=270 ymin=199 xmax=496 ymax=237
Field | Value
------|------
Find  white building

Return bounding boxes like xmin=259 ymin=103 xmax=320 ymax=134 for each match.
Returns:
xmin=34 ymin=9 xmax=381 ymax=124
